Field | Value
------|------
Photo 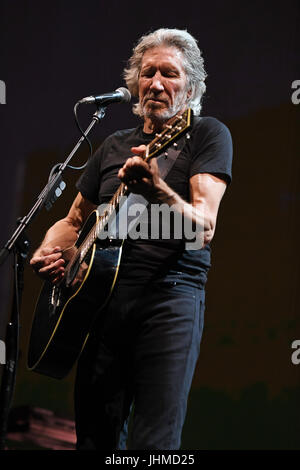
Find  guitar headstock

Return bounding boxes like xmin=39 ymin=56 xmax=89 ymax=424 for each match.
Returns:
xmin=145 ymin=108 xmax=193 ymax=161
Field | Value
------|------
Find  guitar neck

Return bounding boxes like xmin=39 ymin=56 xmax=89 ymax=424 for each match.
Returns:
xmin=78 ymin=182 xmax=127 ymax=262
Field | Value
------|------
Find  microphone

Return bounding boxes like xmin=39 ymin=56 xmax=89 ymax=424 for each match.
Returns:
xmin=78 ymin=87 xmax=131 ymax=106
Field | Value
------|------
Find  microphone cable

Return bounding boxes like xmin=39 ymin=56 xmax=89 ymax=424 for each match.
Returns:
xmin=68 ymin=101 xmax=93 ymax=170
xmin=44 ymin=101 xmax=95 ymax=209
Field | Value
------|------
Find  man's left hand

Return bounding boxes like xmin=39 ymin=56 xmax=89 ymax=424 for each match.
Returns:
xmin=118 ymin=145 xmax=161 ymax=201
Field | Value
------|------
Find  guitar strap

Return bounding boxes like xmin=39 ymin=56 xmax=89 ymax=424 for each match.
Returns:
xmin=102 ymin=136 xmax=187 ymax=241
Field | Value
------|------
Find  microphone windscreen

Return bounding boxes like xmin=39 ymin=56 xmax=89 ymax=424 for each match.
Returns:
xmin=117 ymin=87 xmax=131 ymax=103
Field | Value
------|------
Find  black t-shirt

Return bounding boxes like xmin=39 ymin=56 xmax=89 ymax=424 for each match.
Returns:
xmin=76 ymin=116 xmax=233 ymax=288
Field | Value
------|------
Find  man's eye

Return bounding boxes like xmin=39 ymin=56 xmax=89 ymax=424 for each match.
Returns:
xmin=141 ymin=70 xmax=154 ymax=77
xmin=164 ymin=71 xmax=178 ymax=77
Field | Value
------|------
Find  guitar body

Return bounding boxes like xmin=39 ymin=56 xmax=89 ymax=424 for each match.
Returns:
xmin=27 ymin=211 xmax=123 ymax=379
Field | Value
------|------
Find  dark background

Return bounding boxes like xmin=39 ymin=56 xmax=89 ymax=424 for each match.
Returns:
xmin=0 ymin=0 xmax=299 ymax=449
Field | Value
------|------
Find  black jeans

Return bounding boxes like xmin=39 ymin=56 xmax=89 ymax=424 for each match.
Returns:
xmin=74 ymin=280 xmax=205 ymax=450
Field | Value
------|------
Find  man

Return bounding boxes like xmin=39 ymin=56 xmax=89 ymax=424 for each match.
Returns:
xmin=30 ymin=28 xmax=232 ymax=450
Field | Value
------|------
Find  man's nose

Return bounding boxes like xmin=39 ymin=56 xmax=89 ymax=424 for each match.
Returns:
xmin=150 ymin=73 xmax=164 ymax=92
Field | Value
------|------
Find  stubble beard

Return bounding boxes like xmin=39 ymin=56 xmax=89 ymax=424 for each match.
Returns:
xmin=142 ymin=90 xmax=188 ymax=124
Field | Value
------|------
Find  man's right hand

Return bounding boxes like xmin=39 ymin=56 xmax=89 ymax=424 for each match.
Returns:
xmin=30 ymin=246 xmax=65 ymax=284
xmin=29 ymin=192 xmax=97 ymax=284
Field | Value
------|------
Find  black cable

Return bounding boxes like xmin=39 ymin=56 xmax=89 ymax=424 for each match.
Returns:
xmin=68 ymin=101 xmax=93 ymax=170
xmin=46 ymin=101 xmax=94 ymax=187
xmin=48 ymin=162 xmax=62 ymax=183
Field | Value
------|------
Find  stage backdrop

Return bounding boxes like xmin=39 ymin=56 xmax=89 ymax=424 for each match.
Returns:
xmin=0 ymin=0 xmax=299 ymax=449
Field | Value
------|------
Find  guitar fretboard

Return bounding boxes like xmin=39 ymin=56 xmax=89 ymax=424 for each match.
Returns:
xmin=79 ymin=182 xmax=127 ymax=262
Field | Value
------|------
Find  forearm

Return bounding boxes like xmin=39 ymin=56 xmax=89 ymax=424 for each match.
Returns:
xmin=34 ymin=218 xmax=79 ymax=255
xmin=151 ymin=178 xmax=215 ymax=247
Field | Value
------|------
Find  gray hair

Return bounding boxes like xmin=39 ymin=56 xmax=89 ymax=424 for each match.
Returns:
xmin=123 ymin=28 xmax=207 ymax=116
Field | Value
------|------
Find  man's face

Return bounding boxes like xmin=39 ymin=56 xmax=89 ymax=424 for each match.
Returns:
xmin=138 ymin=46 xmax=190 ymax=122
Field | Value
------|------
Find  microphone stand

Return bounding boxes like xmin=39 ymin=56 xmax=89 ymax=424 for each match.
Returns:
xmin=0 ymin=105 xmax=106 ymax=450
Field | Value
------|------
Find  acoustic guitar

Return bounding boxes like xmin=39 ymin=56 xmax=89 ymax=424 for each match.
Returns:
xmin=27 ymin=109 xmax=192 ymax=379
